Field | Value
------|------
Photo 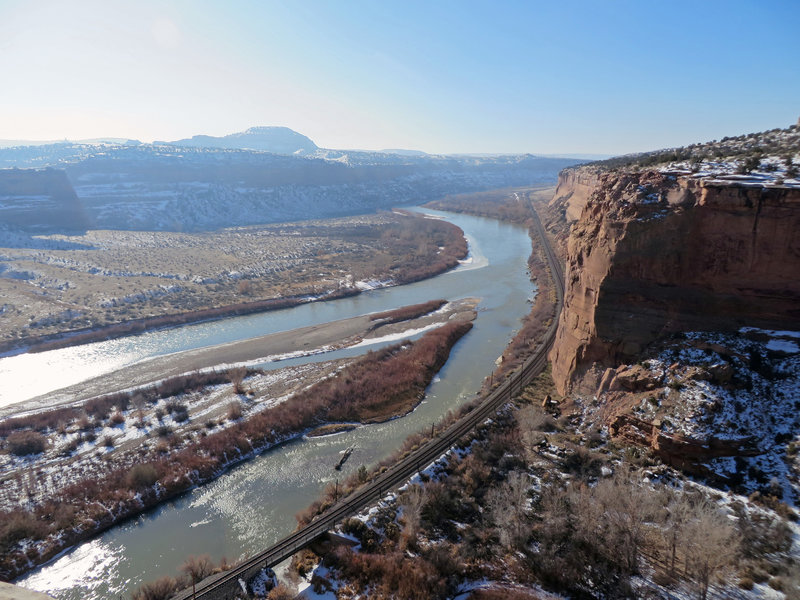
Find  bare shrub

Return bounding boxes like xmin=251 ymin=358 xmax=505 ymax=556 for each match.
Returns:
xmin=369 ymin=300 xmax=446 ymax=326
xmin=181 ymin=554 xmax=214 ymax=597
xmin=682 ymin=499 xmax=740 ymax=600
xmin=0 ymin=509 xmax=48 ymax=552
xmin=237 ymin=279 xmax=252 ymax=295
xmin=0 ymin=406 xmax=79 ymax=436
xmin=226 ymin=401 xmax=243 ymax=421
xmin=7 ymin=431 xmax=47 ymax=456
xmin=85 ymin=392 xmax=130 ymax=420
xmin=267 ymin=583 xmax=295 ymax=600
xmin=131 ymin=576 xmax=179 ymax=600
xmin=126 ymin=463 xmax=159 ymax=490
xmin=487 ymin=470 xmax=531 ymax=550
xmin=399 ymin=484 xmax=426 ymax=549
xmin=228 ymin=366 xmax=247 ymax=394
xmin=165 ymin=400 xmax=189 ymax=423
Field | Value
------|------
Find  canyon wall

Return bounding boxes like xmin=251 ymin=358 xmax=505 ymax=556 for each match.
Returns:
xmin=549 ymin=166 xmax=604 ymax=222
xmin=549 ymin=169 xmax=800 ymax=394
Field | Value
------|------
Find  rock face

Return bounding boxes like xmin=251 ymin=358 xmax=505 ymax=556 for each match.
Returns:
xmin=549 ymin=169 xmax=800 ymax=394
xmin=608 ymin=414 xmax=759 ymax=481
xmin=550 ymin=167 xmax=604 ymax=222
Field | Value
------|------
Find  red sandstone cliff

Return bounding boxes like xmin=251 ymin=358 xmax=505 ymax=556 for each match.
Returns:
xmin=549 ymin=169 xmax=800 ymax=394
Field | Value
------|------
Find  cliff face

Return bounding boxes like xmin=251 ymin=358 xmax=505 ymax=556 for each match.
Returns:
xmin=550 ymin=167 xmax=603 ymax=222
xmin=549 ymin=169 xmax=800 ymax=394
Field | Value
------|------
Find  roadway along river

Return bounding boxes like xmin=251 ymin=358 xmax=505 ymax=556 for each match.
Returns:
xmin=14 ymin=208 xmax=535 ymax=599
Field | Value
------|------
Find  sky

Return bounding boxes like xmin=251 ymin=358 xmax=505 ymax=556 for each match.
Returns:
xmin=0 ymin=0 xmax=797 ymax=155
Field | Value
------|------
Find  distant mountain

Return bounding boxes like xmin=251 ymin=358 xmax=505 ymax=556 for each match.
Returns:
xmin=0 ymin=138 xmax=140 ymax=149
xmin=0 ymin=139 xmax=60 ymax=149
xmin=380 ymin=149 xmax=429 ymax=157
xmin=0 ymin=130 xmax=585 ymax=232
xmin=161 ymin=126 xmax=318 ymax=155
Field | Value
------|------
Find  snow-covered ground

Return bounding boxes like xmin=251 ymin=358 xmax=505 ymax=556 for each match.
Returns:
xmin=659 ymin=155 xmax=800 ymax=188
xmin=592 ymin=328 xmax=800 ymax=504
xmin=0 ymin=360 xmax=348 ymax=512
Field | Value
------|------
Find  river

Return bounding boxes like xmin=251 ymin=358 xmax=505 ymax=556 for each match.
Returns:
xmin=13 ymin=208 xmax=534 ymax=599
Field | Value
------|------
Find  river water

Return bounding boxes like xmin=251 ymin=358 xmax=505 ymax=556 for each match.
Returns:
xmin=13 ymin=208 xmax=534 ymax=599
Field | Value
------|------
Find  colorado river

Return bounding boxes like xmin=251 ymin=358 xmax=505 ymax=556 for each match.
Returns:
xmin=13 ymin=208 xmax=534 ymax=599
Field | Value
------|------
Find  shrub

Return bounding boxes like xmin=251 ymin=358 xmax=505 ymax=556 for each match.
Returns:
xmin=131 ymin=576 xmax=179 ymax=600
xmin=165 ymin=401 xmax=189 ymax=423
xmin=126 ymin=463 xmax=159 ymax=490
xmin=228 ymin=366 xmax=247 ymax=394
xmin=0 ymin=509 xmax=48 ymax=551
xmin=769 ymin=577 xmax=785 ymax=591
xmin=267 ymin=584 xmax=295 ymax=600
xmin=102 ymin=435 xmax=115 ymax=448
xmin=180 ymin=553 xmax=214 ymax=583
xmin=172 ymin=406 xmax=189 ymax=423
xmin=7 ymin=430 xmax=47 ymax=456
xmin=227 ymin=401 xmax=243 ymax=421
xmin=0 ymin=406 xmax=79 ymax=436
xmin=85 ymin=392 xmax=130 ymax=420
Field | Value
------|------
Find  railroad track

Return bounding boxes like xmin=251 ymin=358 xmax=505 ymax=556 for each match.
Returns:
xmin=173 ymin=199 xmax=564 ymax=599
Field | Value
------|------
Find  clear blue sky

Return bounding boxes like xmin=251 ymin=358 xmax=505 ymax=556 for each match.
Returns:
xmin=0 ymin=0 xmax=797 ymax=155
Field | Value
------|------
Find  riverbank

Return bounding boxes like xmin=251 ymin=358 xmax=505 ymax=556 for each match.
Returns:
xmin=0 ymin=300 xmax=477 ymax=582
xmin=426 ymin=186 xmax=559 ymax=382
xmin=0 ymin=289 xmax=358 ymax=357
xmin=2 ymin=298 xmax=469 ymax=418
xmin=0 ymin=212 xmax=468 ymax=356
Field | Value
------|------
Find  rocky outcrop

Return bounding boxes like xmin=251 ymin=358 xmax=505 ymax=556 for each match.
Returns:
xmin=609 ymin=414 xmax=759 ymax=481
xmin=549 ymin=169 xmax=800 ymax=394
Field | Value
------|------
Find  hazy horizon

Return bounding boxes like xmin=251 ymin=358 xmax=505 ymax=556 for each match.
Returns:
xmin=1 ymin=0 xmax=798 ymax=156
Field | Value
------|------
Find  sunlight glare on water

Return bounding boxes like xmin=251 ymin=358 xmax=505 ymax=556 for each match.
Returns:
xmin=0 ymin=345 xmax=140 ymax=408
xmin=19 ymin=539 xmax=126 ymax=599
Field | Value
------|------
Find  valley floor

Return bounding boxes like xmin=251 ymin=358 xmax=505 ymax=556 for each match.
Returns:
xmin=0 ymin=211 xmax=466 ymax=352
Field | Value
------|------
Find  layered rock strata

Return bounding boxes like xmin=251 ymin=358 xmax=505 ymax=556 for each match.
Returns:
xmin=549 ymin=169 xmax=800 ymax=394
